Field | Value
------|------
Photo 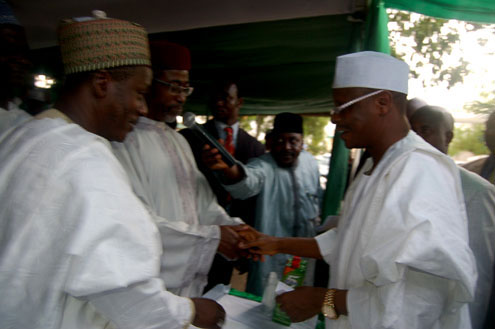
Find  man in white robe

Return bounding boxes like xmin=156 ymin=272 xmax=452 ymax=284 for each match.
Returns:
xmin=112 ymin=40 xmax=244 ymax=298
xmin=0 ymin=12 xmax=224 ymax=329
xmin=237 ymin=51 xmax=477 ymax=329
xmin=0 ymin=2 xmax=32 ymax=135
xmin=410 ymin=105 xmax=495 ymax=329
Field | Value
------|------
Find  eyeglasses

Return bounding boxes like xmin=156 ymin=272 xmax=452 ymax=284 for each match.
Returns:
xmin=154 ymin=78 xmax=194 ymax=96
xmin=330 ymin=90 xmax=384 ymax=115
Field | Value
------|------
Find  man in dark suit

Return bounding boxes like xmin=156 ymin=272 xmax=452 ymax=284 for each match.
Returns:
xmin=181 ymin=79 xmax=265 ymax=290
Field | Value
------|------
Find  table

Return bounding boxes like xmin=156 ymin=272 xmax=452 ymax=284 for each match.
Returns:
xmin=190 ymin=285 xmax=317 ymax=329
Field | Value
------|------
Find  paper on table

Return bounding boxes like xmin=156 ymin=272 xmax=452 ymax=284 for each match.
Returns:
xmin=275 ymin=281 xmax=294 ymax=295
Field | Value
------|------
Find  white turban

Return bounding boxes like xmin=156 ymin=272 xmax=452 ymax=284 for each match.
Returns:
xmin=333 ymin=51 xmax=409 ymax=94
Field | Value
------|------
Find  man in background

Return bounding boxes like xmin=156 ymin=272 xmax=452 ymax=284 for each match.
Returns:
xmin=463 ymin=110 xmax=495 ymax=184
xmin=181 ymin=79 xmax=265 ymax=290
xmin=410 ymin=105 xmax=495 ymax=329
xmin=203 ymin=112 xmax=321 ymax=296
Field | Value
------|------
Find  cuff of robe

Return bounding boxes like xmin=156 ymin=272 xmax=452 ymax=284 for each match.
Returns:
xmin=221 ymin=162 xmax=249 ymax=196
xmin=315 ymin=228 xmax=338 ymax=264
xmin=185 ymin=298 xmax=195 ymax=329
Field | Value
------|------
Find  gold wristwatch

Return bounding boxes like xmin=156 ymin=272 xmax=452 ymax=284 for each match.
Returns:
xmin=322 ymin=289 xmax=339 ymax=319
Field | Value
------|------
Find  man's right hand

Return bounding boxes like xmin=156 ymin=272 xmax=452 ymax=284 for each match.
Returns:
xmin=202 ymin=144 xmax=229 ymax=171
xmin=201 ymin=144 xmax=243 ymax=183
xmin=191 ymin=298 xmax=226 ymax=329
xmin=218 ymin=225 xmax=241 ymax=260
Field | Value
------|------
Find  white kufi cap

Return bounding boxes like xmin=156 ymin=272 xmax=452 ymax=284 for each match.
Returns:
xmin=333 ymin=51 xmax=409 ymax=94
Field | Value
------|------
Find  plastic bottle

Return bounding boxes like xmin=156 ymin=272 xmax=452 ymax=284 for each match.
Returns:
xmin=262 ymin=271 xmax=278 ymax=315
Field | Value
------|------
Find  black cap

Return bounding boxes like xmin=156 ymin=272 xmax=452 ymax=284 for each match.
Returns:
xmin=273 ymin=112 xmax=303 ymax=134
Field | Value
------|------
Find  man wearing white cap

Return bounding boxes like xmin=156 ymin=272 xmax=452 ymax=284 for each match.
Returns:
xmin=0 ymin=11 xmax=224 ymax=329
xmin=239 ymin=51 xmax=477 ymax=329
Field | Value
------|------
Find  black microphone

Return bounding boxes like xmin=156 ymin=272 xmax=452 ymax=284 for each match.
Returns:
xmin=182 ymin=112 xmax=236 ymax=167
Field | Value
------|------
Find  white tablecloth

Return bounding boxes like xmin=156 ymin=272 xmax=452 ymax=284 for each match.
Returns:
xmin=190 ymin=285 xmax=317 ymax=329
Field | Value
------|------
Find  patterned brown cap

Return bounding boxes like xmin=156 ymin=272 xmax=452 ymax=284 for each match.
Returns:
xmin=57 ymin=11 xmax=151 ymax=75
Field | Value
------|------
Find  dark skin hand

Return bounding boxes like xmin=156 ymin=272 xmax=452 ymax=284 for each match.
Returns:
xmin=276 ymin=287 xmax=348 ymax=322
xmin=191 ymin=298 xmax=226 ymax=329
xmin=218 ymin=225 xmax=241 ymax=260
xmin=238 ymin=234 xmax=323 ymax=260
xmin=219 ymin=225 xmax=265 ymax=261
xmin=201 ymin=144 xmax=244 ymax=183
xmin=230 ymin=225 xmax=265 ymax=262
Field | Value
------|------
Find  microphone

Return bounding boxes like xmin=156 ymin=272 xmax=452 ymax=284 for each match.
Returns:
xmin=182 ymin=112 xmax=236 ymax=167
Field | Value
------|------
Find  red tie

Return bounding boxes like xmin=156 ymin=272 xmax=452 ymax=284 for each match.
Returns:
xmin=224 ymin=127 xmax=235 ymax=155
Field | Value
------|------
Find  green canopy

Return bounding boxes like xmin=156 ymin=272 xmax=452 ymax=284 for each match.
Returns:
xmin=151 ymin=14 xmax=363 ymax=115
xmin=385 ymin=0 xmax=495 ymax=23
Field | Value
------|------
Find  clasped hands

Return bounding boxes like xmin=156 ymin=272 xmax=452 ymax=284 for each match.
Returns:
xmin=219 ymin=226 xmax=348 ymax=323
xmin=218 ymin=224 xmax=279 ymax=261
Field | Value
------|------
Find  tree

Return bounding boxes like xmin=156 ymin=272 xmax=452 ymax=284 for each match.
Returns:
xmin=449 ymin=124 xmax=488 ymax=157
xmin=302 ymin=116 xmax=329 ymax=155
xmin=239 ymin=115 xmax=273 ymax=140
xmin=387 ymin=10 xmax=488 ymax=89
xmin=464 ymin=90 xmax=495 ymax=115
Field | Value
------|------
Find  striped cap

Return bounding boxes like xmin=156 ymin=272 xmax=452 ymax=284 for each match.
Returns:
xmin=58 ymin=11 xmax=151 ymax=75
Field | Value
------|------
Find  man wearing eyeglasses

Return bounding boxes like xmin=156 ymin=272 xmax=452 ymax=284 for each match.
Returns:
xmin=112 ymin=40 xmax=247 ymax=298
xmin=232 ymin=51 xmax=477 ymax=329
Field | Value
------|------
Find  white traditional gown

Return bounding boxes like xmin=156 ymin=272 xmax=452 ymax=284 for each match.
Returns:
xmin=316 ymin=132 xmax=477 ymax=329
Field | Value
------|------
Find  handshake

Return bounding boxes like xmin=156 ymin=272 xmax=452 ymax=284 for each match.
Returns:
xmin=218 ymin=224 xmax=279 ymax=261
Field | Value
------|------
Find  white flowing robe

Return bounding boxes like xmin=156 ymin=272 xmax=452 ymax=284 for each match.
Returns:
xmin=0 ymin=114 xmax=193 ymax=329
xmin=316 ymin=132 xmax=477 ymax=329
xmin=112 ymin=116 xmax=242 ymax=298
xmin=459 ymin=167 xmax=495 ymax=329
xmin=223 ymin=151 xmax=322 ymax=296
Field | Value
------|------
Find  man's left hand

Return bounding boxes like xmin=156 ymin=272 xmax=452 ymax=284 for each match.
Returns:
xmin=276 ymin=287 xmax=327 ymax=323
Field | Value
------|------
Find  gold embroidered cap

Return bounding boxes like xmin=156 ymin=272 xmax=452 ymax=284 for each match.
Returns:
xmin=57 ymin=10 xmax=151 ymax=75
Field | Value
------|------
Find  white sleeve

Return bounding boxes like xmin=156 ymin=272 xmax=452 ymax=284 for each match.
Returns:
xmin=315 ymin=228 xmax=338 ymax=264
xmin=347 ymin=268 xmax=472 ymax=329
xmin=88 ymin=278 xmax=194 ymax=329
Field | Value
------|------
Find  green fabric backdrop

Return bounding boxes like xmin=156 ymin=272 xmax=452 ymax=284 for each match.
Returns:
xmin=385 ymin=0 xmax=495 ymax=23
xmin=150 ymin=14 xmax=362 ymax=115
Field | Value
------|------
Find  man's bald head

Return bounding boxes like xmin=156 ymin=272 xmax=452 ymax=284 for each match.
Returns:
xmin=406 ymin=97 xmax=428 ymax=120
xmin=410 ymin=105 xmax=454 ymax=154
